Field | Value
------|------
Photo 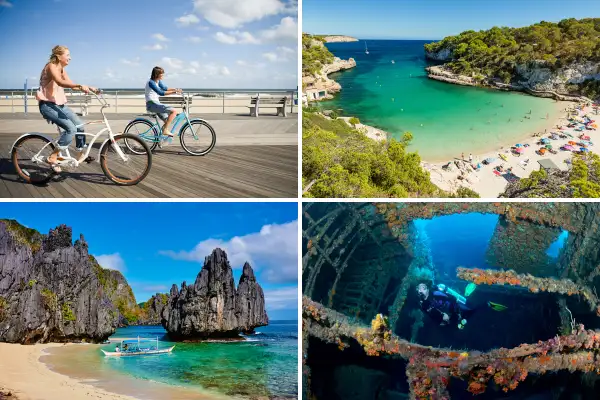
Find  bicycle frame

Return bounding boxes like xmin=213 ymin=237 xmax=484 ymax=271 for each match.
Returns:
xmin=12 ymin=90 xmax=130 ymax=168
xmin=134 ymin=93 xmax=206 ymax=142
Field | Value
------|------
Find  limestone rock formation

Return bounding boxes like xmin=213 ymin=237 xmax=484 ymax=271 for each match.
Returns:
xmin=322 ymin=35 xmax=359 ymax=43
xmin=162 ymin=248 xmax=268 ymax=340
xmin=0 ymin=220 xmax=136 ymax=343
xmin=137 ymin=293 xmax=169 ymax=325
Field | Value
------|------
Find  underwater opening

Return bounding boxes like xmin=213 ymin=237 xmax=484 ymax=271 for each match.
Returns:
xmin=546 ymin=230 xmax=569 ymax=258
xmin=413 ymin=213 xmax=499 ymax=279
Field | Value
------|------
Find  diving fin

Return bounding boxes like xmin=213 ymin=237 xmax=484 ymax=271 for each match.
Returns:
xmin=488 ymin=301 xmax=508 ymax=311
xmin=464 ymin=282 xmax=477 ymax=297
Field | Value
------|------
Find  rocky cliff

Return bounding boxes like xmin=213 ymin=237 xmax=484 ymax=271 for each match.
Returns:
xmin=162 ymin=248 xmax=268 ymax=340
xmin=0 ymin=220 xmax=136 ymax=343
xmin=137 ymin=293 xmax=169 ymax=325
xmin=302 ymin=34 xmax=356 ymax=100
xmin=322 ymin=35 xmax=358 ymax=43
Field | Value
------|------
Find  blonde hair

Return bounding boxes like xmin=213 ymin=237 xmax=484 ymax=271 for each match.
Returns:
xmin=49 ymin=45 xmax=69 ymax=64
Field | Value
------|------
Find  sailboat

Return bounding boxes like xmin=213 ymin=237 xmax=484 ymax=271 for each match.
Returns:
xmin=365 ymin=41 xmax=369 ymax=55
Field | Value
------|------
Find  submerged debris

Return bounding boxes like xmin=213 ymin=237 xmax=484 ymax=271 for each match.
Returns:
xmin=303 ymin=296 xmax=600 ymax=399
xmin=457 ymin=267 xmax=600 ymax=315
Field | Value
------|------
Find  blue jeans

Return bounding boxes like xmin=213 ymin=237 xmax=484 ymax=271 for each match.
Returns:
xmin=39 ymin=101 xmax=86 ymax=150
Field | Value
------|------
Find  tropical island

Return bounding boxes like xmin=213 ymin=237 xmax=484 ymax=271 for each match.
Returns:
xmin=0 ymin=219 xmax=282 ymax=400
xmin=301 ymin=17 xmax=600 ymax=198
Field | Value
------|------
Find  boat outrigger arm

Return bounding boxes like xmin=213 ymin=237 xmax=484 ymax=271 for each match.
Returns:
xmin=101 ymin=336 xmax=175 ymax=357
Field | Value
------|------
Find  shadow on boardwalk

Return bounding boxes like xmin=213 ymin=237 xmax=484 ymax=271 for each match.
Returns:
xmin=0 ymin=113 xmax=298 ymax=198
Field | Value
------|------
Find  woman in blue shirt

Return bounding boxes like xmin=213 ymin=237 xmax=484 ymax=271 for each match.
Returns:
xmin=144 ymin=66 xmax=182 ymax=138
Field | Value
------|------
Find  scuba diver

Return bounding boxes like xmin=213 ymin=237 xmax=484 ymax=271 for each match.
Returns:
xmin=416 ymin=281 xmax=507 ymax=329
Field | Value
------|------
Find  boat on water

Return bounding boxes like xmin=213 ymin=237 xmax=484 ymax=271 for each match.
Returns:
xmin=365 ymin=41 xmax=369 ymax=55
xmin=101 ymin=337 xmax=175 ymax=357
xmin=391 ymin=60 xmax=395 ymax=64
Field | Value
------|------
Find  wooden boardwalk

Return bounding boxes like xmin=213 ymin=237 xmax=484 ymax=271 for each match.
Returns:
xmin=0 ymin=113 xmax=298 ymax=198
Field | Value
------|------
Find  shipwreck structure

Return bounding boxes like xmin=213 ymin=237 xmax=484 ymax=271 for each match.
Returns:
xmin=302 ymin=203 xmax=600 ymax=399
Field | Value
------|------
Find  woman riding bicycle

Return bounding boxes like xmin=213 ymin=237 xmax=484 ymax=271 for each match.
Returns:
xmin=144 ymin=66 xmax=182 ymax=139
xmin=36 ymin=45 xmax=99 ymax=171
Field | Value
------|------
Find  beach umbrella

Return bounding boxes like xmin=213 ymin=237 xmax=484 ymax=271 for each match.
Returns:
xmin=581 ymin=135 xmax=591 ymax=140
xmin=540 ymin=138 xmax=550 ymax=144
xmin=515 ymin=143 xmax=523 ymax=147
xmin=545 ymin=144 xmax=553 ymax=150
xmin=563 ymin=145 xmax=575 ymax=151
xmin=580 ymin=147 xmax=590 ymax=152
xmin=515 ymin=147 xmax=525 ymax=153
xmin=484 ymin=157 xmax=496 ymax=163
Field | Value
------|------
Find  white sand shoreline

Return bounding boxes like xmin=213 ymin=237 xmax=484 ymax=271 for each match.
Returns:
xmin=0 ymin=342 xmax=139 ymax=400
xmin=0 ymin=342 xmax=225 ymax=400
xmin=422 ymin=102 xmax=599 ymax=197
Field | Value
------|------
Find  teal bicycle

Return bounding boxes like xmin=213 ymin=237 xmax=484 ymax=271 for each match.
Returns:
xmin=124 ymin=93 xmax=216 ymax=156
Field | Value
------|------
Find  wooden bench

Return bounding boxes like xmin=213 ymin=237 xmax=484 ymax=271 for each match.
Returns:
xmin=66 ymin=94 xmax=92 ymax=116
xmin=158 ymin=95 xmax=193 ymax=108
xmin=248 ymin=96 xmax=288 ymax=117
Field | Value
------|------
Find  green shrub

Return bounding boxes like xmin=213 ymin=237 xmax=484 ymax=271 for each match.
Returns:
xmin=349 ymin=117 xmax=360 ymax=127
xmin=0 ymin=296 xmax=7 ymax=321
xmin=41 ymin=288 xmax=58 ymax=311
xmin=61 ymin=303 xmax=76 ymax=322
xmin=302 ymin=111 xmax=445 ymax=198
xmin=329 ymin=110 xmax=339 ymax=119
xmin=28 ymin=279 xmax=37 ymax=288
xmin=424 ymin=18 xmax=600 ymax=95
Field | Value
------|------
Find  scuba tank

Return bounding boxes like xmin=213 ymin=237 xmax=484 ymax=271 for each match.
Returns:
xmin=437 ymin=284 xmax=467 ymax=305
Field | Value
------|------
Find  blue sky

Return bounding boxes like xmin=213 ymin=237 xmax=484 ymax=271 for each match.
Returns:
xmin=303 ymin=0 xmax=600 ymax=40
xmin=0 ymin=0 xmax=297 ymax=89
xmin=0 ymin=202 xmax=299 ymax=320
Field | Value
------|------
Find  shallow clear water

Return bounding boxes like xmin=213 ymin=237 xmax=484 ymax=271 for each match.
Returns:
xmin=44 ymin=321 xmax=298 ymax=399
xmin=321 ymin=40 xmax=563 ymax=161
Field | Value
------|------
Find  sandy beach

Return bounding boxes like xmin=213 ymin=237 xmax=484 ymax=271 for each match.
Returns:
xmin=422 ymin=102 xmax=599 ymax=197
xmin=0 ymin=343 xmax=137 ymax=400
xmin=0 ymin=343 xmax=225 ymax=400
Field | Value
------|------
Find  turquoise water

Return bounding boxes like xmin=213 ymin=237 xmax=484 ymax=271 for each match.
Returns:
xmin=45 ymin=321 xmax=298 ymax=399
xmin=322 ymin=40 xmax=563 ymax=161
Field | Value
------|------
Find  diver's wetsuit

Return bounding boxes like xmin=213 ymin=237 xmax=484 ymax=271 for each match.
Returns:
xmin=419 ymin=290 xmax=475 ymax=326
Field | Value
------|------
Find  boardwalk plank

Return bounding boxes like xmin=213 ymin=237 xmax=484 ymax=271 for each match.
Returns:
xmin=0 ymin=115 xmax=297 ymax=198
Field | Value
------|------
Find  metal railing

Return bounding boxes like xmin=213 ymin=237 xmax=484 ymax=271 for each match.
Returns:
xmin=0 ymin=88 xmax=299 ymax=114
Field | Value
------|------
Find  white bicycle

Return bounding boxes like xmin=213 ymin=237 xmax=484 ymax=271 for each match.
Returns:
xmin=10 ymin=90 xmax=152 ymax=185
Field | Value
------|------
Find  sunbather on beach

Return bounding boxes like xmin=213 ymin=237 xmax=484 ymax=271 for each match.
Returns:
xmin=145 ymin=66 xmax=183 ymax=138
xmin=36 ymin=45 xmax=99 ymax=171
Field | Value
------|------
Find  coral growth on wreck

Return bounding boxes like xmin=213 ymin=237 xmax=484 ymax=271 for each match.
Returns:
xmin=303 ymin=296 xmax=600 ymax=399
xmin=457 ymin=267 xmax=600 ymax=315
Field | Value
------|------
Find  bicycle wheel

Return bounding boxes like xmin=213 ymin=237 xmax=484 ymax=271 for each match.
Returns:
xmin=124 ymin=119 xmax=159 ymax=153
xmin=179 ymin=119 xmax=216 ymax=156
xmin=100 ymin=134 xmax=152 ymax=185
xmin=11 ymin=134 xmax=57 ymax=184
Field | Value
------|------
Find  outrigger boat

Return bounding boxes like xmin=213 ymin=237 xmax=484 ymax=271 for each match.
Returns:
xmin=101 ymin=336 xmax=175 ymax=357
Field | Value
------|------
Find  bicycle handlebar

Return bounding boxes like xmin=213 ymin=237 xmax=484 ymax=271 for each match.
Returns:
xmin=87 ymin=89 xmax=110 ymax=107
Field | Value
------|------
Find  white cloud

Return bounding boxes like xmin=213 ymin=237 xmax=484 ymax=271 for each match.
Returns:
xmin=144 ymin=43 xmax=165 ymax=51
xmin=214 ymin=31 xmax=260 ymax=45
xmin=185 ymin=36 xmax=203 ymax=43
xmin=176 ymin=13 xmax=200 ymax=27
xmin=182 ymin=67 xmax=198 ymax=75
xmin=220 ymin=66 xmax=230 ymax=76
xmin=260 ymin=17 xmax=297 ymax=42
xmin=159 ymin=220 xmax=298 ymax=284
xmin=262 ymin=46 xmax=295 ymax=62
xmin=161 ymin=57 xmax=183 ymax=69
xmin=152 ymin=33 xmax=170 ymax=42
xmin=96 ymin=253 xmax=126 ymax=272
xmin=0 ymin=0 xmax=13 ymax=7
xmin=193 ymin=0 xmax=287 ymax=28
xmin=236 ymin=60 xmax=248 ymax=66
xmin=264 ymin=287 xmax=298 ymax=310
xmin=104 ymin=68 xmax=115 ymax=79
xmin=121 ymin=57 xmax=140 ymax=66
xmin=190 ymin=61 xmax=200 ymax=68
